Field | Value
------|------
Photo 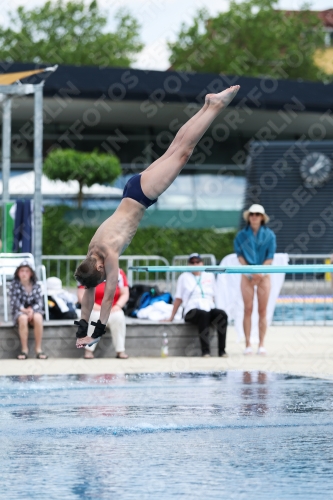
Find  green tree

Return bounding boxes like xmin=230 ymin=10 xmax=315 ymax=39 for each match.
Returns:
xmin=44 ymin=149 xmax=122 ymax=208
xmin=168 ymin=0 xmax=326 ymax=81
xmin=0 ymin=0 xmax=143 ymax=67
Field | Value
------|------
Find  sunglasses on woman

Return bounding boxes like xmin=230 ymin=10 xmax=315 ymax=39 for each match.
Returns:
xmin=249 ymin=212 xmax=262 ymax=217
xmin=189 ymin=259 xmax=201 ymax=264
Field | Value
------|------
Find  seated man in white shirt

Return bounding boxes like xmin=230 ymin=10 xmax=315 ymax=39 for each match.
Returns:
xmin=166 ymin=253 xmax=228 ymax=357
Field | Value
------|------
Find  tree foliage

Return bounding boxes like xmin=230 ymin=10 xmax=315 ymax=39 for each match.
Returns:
xmin=168 ymin=0 xmax=326 ymax=81
xmin=44 ymin=149 xmax=121 ymax=207
xmin=0 ymin=0 xmax=143 ymax=67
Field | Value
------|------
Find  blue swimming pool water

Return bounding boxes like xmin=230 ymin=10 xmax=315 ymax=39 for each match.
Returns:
xmin=1 ymin=372 xmax=333 ymax=499
xmin=273 ymin=303 xmax=333 ymax=323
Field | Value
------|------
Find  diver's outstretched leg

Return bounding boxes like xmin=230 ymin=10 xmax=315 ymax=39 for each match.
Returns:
xmin=144 ymin=100 xmax=209 ymax=172
xmin=141 ymin=85 xmax=240 ymax=199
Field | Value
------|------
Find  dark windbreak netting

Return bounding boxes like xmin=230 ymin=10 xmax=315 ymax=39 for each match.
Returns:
xmin=243 ymin=140 xmax=333 ymax=255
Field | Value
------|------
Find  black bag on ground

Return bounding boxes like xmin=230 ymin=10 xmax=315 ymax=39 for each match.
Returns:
xmin=123 ymin=284 xmax=161 ymax=317
xmin=48 ymin=296 xmax=78 ymax=320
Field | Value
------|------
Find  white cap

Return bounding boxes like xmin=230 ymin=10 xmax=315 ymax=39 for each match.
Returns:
xmin=46 ymin=277 xmax=63 ymax=295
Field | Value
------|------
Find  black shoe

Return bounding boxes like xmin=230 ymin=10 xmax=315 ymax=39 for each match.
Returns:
xmin=219 ymin=351 xmax=229 ymax=358
xmin=202 ymin=353 xmax=211 ymax=357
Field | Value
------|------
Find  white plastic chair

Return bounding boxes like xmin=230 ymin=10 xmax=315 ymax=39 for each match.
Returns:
xmin=0 ymin=253 xmax=49 ymax=322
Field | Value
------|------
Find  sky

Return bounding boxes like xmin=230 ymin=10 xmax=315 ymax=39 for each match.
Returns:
xmin=0 ymin=0 xmax=332 ymax=70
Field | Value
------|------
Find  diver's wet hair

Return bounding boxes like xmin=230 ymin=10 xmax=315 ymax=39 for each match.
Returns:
xmin=74 ymin=256 xmax=103 ymax=288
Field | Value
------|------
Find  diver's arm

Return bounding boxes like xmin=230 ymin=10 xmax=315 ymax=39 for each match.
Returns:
xmin=99 ymin=255 xmax=119 ymax=324
xmin=80 ymin=287 xmax=95 ymax=322
xmin=74 ymin=286 xmax=95 ymax=341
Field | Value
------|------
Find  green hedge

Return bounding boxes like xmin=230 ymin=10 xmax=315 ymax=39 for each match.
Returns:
xmin=43 ymin=206 xmax=236 ymax=263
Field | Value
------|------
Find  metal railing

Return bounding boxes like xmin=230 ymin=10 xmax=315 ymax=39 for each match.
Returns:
xmin=41 ymin=253 xmax=333 ymax=325
xmin=42 ymin=254 xmax=170 ymax=289
xmin=273 ymin=253 xmax=333 ymax=326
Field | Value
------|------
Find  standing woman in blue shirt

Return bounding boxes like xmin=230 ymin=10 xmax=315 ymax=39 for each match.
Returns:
xmin=234 ymin=204 xmax=276 ymax=355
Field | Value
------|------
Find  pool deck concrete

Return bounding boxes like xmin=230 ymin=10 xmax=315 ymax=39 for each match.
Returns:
xmin=1 ymin=325 xmax=333 ymax=379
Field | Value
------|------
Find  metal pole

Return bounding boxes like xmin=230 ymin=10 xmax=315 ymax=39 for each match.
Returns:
xmin=33 ymin=84 xmax=44 ymax=269
xmin=2 ymin=97 xmax=12 ymax=252
xmin=127 ymin=258 xmax=133 ymax=287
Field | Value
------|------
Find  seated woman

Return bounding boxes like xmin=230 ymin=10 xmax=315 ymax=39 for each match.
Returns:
xmin=78 ymin=268 xmax=130 ymax=359
xmin=9 ymin=261 xmax=47 ymax=360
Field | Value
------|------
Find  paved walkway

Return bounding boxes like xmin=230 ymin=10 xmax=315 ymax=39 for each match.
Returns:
xmin=1 ymin=326 xmax=333 ymax=379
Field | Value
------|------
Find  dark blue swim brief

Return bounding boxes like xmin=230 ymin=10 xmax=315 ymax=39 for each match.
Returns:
xmin=122 ymin=174 xmax=158 ymax=208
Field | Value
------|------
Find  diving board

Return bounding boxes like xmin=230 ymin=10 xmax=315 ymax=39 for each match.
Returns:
xmin=128 ymin=264 xmax=333 ymax=274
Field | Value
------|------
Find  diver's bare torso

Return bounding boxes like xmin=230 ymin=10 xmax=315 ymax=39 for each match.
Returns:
xmin=88 ymin=198 xmax=145 ymax=260
xmin=75 ymin=198 xmax=145 ymax=348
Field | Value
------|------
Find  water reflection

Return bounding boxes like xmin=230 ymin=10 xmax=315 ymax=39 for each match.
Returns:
xmin=240 ymin=371 xmax=269 ymax=417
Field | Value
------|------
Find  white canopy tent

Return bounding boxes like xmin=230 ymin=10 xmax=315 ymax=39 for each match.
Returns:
xmin=0 ymin=171 xmax=123 ymax=198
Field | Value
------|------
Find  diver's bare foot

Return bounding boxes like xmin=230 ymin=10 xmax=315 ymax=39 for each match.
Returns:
xmin=76 ymin=336 xmax=94 ymax=348
xmin=205 ymin=85 xmax=240 ymax=108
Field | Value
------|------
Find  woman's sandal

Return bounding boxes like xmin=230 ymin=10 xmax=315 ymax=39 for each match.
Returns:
xmin=17 ymin=352 xmax=28 ymax=360
xmin=84 ymin=352 xmax=94 ymax=359
xmin=36 ymin=352 xmax=48 ymax=359
xmin=116 ymin=352 xmax=129 ymax=359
